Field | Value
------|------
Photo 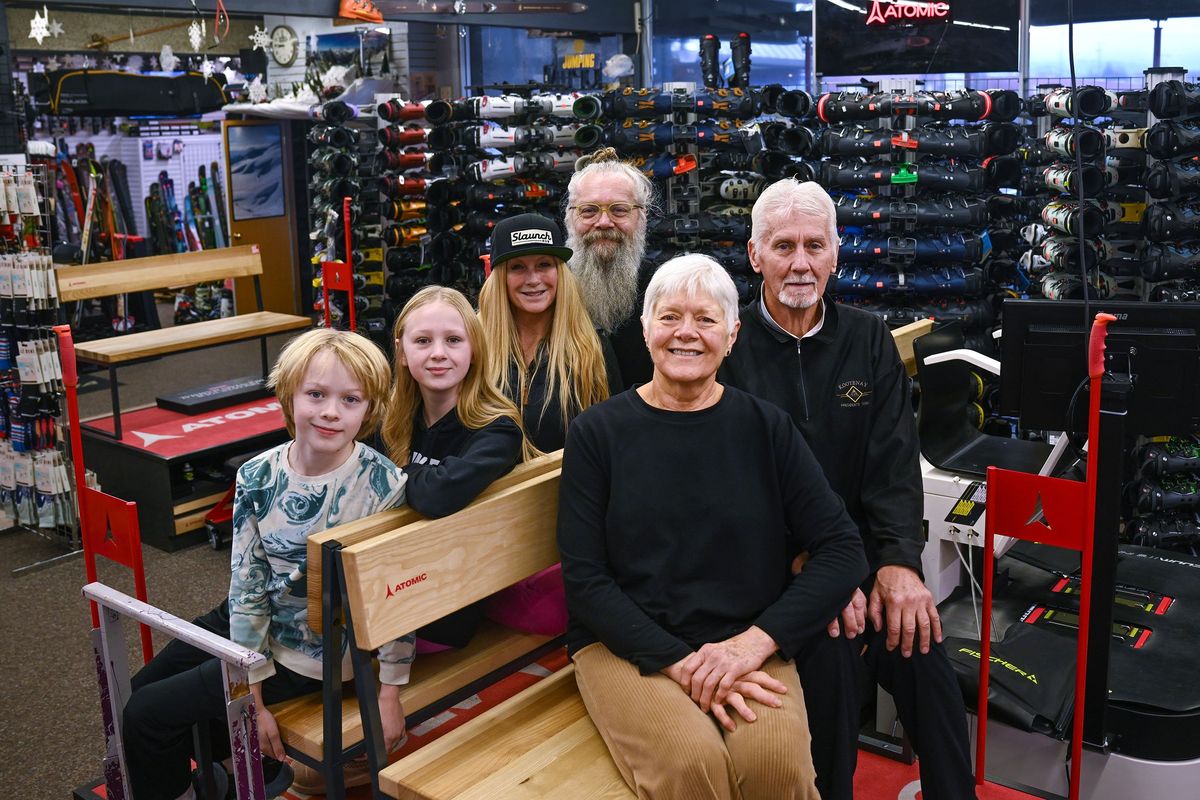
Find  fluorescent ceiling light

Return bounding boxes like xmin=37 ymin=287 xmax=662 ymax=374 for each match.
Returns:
xmin=825 ymin=0 xmax=866 ymax=13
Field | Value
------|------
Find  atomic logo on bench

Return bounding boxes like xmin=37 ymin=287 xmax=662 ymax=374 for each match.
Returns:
xmin=386 ymin=572 xmax=428 ymax=598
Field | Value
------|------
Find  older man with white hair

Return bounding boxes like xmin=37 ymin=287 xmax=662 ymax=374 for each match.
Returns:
xmin=564 ymin=147 xmax=656 ymax=388
xmin=721 ymin=179 xmax=976 ymax=800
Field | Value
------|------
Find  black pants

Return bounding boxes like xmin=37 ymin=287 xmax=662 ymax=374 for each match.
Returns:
xmin=798 ymin=628 xmax=976 ymax=800
xmin=122 ymin=601 xmax=320 ymax=800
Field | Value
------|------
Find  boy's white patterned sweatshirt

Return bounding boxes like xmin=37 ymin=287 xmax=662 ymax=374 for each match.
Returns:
xmin=230 ymin=440 xmax=412 ymax=685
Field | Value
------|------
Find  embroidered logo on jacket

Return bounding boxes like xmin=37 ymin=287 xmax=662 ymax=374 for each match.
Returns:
xmin=836 ymin=380 xmax=873 ymax=408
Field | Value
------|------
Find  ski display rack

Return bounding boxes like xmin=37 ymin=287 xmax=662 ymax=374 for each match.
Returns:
xmin=1124 ymin=68 xmax=1200 ymax=556
xmin=376 ymin=92 xmax=434 ymax=337
xmin=816 ymin=81 xmax=1026 ymax=358
xmin=1005 ymin=69 xmax=1200 ymax=559
xmin=417 ymin=83 xmax=587 ymax=309
xmin=304 ymin=99 xmax=386 ymax=342
xmin=0 ymin=161 xmax=81 ymax=572
xmin=1012 ymin=83 xmax=1144 ymax=304
xmin=569 ymin=38 xmax=821 ymax=304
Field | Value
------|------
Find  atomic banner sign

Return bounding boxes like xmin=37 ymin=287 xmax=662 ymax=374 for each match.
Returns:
xmin=865 ymin=0 xmax=954 ymax=25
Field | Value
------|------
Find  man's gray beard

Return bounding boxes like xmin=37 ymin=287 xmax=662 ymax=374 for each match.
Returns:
xmin=777 ymin=288 xmax=821 ymax=310
xmin=567 ymin=226 xmax=646 ymax=333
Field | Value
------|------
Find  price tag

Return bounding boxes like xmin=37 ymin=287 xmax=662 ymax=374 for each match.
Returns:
xmin=14 ymin=452 xmax=34 ymax=488
xmin=3 ymin=178 xmax=18 ymax=217
xmin=16 ymin=176 xmax=40 ymax=216
xmin=0 ymin=446 xmax=15 ymax=491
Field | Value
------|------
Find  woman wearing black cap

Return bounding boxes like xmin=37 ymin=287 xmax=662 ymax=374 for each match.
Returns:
xmin=478 ymin=212 xmax=620 ymax=453
xmin=474 ymin=213 xmax=619 ymax=641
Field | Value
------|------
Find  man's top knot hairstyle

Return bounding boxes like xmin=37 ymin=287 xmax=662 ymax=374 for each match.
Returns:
xmin=573 ymin=146 xmax=622 ymax=171
xmin=566 ymin=147 xmax=657 ymax=218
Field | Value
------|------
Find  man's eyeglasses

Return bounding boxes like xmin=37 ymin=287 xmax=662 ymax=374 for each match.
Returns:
xmin=569 ymin=202 xmax=645 ymax=221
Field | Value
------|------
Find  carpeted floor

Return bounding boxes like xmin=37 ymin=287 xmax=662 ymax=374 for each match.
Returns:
xmin=1 ymin=323 xmax=295 ymax=800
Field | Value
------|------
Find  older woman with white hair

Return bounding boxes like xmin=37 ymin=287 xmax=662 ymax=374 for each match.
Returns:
xmin=557 ymin=253 xmax=868 ymax=799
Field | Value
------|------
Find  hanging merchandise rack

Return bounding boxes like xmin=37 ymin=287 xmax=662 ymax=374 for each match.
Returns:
xmin=1 ymin=161 xmax=81 ymax=574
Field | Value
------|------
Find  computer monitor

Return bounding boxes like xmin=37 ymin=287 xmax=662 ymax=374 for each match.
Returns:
xmin=998 ymin=299 xmax=1200 ymax=436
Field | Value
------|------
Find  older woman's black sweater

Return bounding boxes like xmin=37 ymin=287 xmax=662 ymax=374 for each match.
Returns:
xmin=557 ymin=386 xmax=869 ymax=674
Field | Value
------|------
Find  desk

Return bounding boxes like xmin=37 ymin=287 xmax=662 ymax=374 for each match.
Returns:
xmin=82 ymin=398 xmax=290 ymax=550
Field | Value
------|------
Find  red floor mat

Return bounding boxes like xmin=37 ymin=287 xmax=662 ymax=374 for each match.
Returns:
xmin=852 ymin=749 xmax=1040 ymax=799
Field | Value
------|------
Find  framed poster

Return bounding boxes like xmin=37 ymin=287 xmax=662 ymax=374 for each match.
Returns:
xmin=227 ymin=122 xmax=285 ymax=221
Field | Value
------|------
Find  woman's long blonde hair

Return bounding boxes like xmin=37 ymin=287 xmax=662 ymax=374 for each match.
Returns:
xmin=477 ymin=256 xmax=610 ymax=431
xmin=381 ymin=285 xmax=538 ymax=463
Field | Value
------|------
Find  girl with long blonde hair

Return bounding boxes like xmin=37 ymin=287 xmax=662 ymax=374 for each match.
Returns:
xmin=378 ymin=285 xmax=538 ymax=651
xmin=478 ymin=212 xmax=619 ymax=452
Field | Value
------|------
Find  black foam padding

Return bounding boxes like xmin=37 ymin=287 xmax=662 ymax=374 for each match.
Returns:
xmin=961 ymin=541 xmax=1200 ymax=759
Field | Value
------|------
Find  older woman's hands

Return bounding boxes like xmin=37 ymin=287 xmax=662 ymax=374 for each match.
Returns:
xmin=675 ymin=626 xmax=778 ymax=712
xmin=662 ymin=658 xmax=790 ymax=732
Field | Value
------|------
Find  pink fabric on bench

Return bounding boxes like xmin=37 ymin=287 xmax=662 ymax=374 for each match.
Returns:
xmin=485 ymin=563 xmax=567 ymax=636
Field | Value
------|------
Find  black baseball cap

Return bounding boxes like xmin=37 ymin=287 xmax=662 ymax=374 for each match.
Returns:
xmin=489 ymin=213 xmax=573 ymax=267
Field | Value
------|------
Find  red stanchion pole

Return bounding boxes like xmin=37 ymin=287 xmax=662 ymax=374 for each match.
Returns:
xmin=54 ymin=324 xmax=97 ymax=628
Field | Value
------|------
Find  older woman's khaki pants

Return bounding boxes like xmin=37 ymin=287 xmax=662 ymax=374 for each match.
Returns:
xmin=573 ymin=643 xmax=820 ymax=800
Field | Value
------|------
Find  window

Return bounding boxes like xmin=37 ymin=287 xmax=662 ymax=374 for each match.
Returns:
xmin=652 ymin=36 xmax=811 ymax=90
xmin=469 ymin=27 xmax=625 ymax=92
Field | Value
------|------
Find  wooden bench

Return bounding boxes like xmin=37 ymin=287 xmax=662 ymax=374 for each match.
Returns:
xmin=350 ymin=321 xmax=939 ymax=800
xmin=268 ymin=452 xmax=565 ymax=795
xmin=55 ymin=244 xmax=311 ymax=439
xmin=320 ymin=458 xmax=634 ymax=800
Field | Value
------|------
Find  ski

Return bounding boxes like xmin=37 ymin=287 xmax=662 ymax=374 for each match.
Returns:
xmin=159 ymin=172 xmax=188 ymax=253
xmin=200 ymin=164 xmax=226 ymax=248
xmin=210 ymin=161 xmax=230 ymax=247
xmin=187 ymin=181 xmax=213 ymax=249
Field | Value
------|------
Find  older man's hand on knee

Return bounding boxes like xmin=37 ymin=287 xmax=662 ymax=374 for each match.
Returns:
xmin=869 ymin=565 xmax=943 ymax=657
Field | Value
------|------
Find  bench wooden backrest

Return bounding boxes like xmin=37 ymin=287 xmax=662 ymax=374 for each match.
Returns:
xmin=307 ymin=449 xmax=563 ymax=629
xmin=340 ymin=468 xmax=561 ymax=652
xmin=55 ymin=244 xmax=264 ymax=302
xmin=891 ymin=317 xmax=935 ymax=376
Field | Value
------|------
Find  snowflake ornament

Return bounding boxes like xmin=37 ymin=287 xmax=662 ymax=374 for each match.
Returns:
xmin=44 ymin=55 xmax=60 ymax=71
xmin=49 ymin=18 xmax=64 ymax=38
xmin=28 ymin=6 xmax=50 ymax=45
xmin=248 ymin=75 xmax=268 ymax=103
xmin=248 ymin=25 xmax=272 ymax=52
xmin=160 ymin=44 xmax=180 ymax=72
xmin=188 ymin=19 xmax=205 ymax=53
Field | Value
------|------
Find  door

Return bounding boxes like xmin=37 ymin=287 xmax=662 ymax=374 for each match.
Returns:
xmin=223 ymin=119 xmax=301 ymax=315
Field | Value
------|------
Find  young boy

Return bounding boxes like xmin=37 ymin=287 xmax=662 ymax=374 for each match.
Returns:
xmin=122 ymin=329 xmax=411 ymax=800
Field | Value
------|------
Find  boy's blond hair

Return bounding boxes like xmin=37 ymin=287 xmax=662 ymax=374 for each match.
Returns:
xmin=381 ymin=285 xmax=538 ymax=463
xmin=267 ymin=328 xmax=391 ymax=439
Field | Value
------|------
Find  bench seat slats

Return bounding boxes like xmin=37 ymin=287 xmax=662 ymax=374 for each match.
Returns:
xmin=270 ymin=622 xmax=552 ymax=761
xmin=380 ymin=666 xmax=633 ymax=800
xmin=72 ymin=311 xmax=312 ymax=364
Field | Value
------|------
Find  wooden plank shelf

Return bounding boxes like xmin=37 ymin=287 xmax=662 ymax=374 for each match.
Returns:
xmin=73 ymin=312 xmax=311 ymax=365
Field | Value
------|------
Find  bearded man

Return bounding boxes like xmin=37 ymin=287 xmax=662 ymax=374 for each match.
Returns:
xmin=564 ymin=148 xmax=655 ymax=388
